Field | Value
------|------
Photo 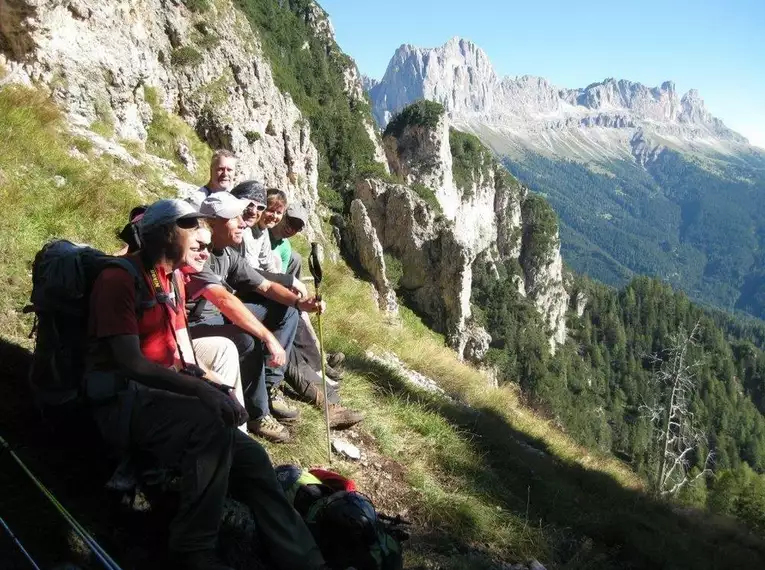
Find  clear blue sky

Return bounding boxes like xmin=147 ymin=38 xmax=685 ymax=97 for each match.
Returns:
xmin=320 ymin=0 xmax=765 ymax=148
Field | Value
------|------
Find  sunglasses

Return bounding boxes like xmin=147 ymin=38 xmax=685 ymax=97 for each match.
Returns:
xmin=191 ymin=241 xmax=213 ymax=253
xmin=176 ymin=217 xmax=201 ymax=229
xmin=245 ymin=203 xmax=267 ymax=214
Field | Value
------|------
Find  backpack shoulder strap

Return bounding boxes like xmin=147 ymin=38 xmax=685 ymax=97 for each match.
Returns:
xmin=114 ymin=255 xmax=156 ymax=314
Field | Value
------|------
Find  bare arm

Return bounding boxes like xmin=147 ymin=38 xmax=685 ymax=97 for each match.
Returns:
xmin=201 ymin=284 xmax=287 ymax=367
xmin=256 ymin=279 xmax=323 ymax=313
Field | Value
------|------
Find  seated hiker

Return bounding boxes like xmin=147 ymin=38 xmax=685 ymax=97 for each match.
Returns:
xmin=186 ymin=149 xmax=237 ymax=209
xmin=186 ymin=192 xmax=324 ymax=443
xmin=232 ymin=181 xmax=307 ymax=298
xmin=269 ymin=202 xmax=306 ymax=276
xmin=114 ymin=206 xmax=246 ymax=413
xmin=85 ymin=199 xmax=326 ymax=570
xmin=268 ymin=202 xmax=346 ymax=377
xmin=231 ymin=183 xmax=361 ymax=429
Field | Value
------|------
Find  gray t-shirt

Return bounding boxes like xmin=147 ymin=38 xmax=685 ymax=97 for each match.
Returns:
xmin=186 ymin=247 xmax=265 ymax=323
xmin=239 ymin=226 xmax=278 ymax=272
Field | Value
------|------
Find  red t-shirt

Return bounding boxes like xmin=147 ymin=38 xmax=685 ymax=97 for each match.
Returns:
xmin=88 ymin=261 xmax=187 ymax=369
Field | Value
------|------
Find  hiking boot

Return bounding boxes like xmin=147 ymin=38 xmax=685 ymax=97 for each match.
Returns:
xmin=269 ymin=386 xmax=300 ymax=423
xmin=247 ymin=415 xmax=290 ymax=443
xmin=171 ymin=549 xmax=234 ymax=570
xmin=325 ymin=364 xmax=345 ymax=381
xmin=327 ymin=351 xmax=345 ymax=367
xmin=328 ymin=403 xmax=364 ymax=430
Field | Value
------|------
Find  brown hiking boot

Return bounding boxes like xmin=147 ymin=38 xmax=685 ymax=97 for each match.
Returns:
xmin=269 ymin=386 xmax=300 ymax=423
xmin=247 ymin=415 xmax=290 ymax=443
xmin=325 ymin=363 xmax=345 ymax=381
xmin=327 ymin=352 xmax=345 ymax=367
xmin=327 ymin=404 xmax=364 ymax=430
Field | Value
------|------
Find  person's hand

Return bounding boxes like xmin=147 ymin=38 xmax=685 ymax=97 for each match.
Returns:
xmin=291 ymin=277 xmax=308 ymax=299
xmin=203 ymin=369 xmax=226 ymax=386
xmin=265 ymin=336 xmax=287 ymax=368
xmin=196 ymin=381 xmax=249 ymax=427
xmin=297 ymin=296 xmax=326 ymax=314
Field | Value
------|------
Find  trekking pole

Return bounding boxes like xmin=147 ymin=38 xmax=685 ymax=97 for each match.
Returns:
xmin=0 ymin=434 xmax=123 ymax=570
xmin=0 ymin=516 xmax=43 ymax=570
xmin=308 ymin=242 xmax=332 ymax=466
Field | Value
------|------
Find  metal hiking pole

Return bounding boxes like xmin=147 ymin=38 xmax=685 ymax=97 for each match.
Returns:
xmin=0 ymin=434 xmax=123 ymax=570
xmin=0 ymin=515 xmax=43 ymax=570
xmin=308 ymin=242 xmax=332 ymax=465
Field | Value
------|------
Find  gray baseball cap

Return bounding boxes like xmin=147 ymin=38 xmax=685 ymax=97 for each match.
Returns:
xmin=285 ymin=204 xmax=308 ymax=230
xmin=200 ymin=191 xmax=254 ymax=219
xmin=138 ymin=199 xmax=210 ymax=232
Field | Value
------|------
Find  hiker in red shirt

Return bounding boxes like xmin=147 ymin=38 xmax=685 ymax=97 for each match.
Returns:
xmin=85 ymin=199 xmax=326 ymax=570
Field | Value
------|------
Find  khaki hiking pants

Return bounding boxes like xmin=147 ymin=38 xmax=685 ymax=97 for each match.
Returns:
xmin=192 ymin=336 xmax=247 ymax=434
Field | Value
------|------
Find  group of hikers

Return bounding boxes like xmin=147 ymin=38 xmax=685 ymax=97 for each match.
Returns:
xmin=45 ymin=150 xmax=374 ymax=569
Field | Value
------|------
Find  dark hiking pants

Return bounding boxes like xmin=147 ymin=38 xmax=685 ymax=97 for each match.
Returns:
xmin=189 ymin=299 xmax=298 ymax=420
xmin=284 ymin=318 xmax=338 ymax=405
xmin=286 ymin=251 xmax=302 ymax=279
xmin=92 ymin=388 xmax=324 ymax=569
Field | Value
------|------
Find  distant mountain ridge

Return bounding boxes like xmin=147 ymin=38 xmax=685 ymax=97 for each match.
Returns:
xmin=368 ymin=36 xmax=749 ymax=163
xmin=367 ymin=37 xmax=765 ymax=321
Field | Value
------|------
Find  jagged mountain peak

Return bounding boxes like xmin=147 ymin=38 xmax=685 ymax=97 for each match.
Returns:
xmin=368 ymin=37 xmax=749 ymax=155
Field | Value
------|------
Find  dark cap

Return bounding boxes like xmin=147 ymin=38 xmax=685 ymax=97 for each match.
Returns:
xmin=285 ymin=204 xmax=308 ymax=230
xmin=231 ymin=180 xmax=267 ymax=206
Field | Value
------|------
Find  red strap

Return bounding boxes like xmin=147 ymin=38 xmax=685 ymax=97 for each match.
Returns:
xmin=309 ymin=468 xmax=356 ymax=492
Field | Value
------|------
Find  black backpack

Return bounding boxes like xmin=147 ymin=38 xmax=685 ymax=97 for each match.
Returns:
xmin=275 ymin=465 xmax=408 ymax=570
xmin=24 ymin=240 xmax=153 ymax=410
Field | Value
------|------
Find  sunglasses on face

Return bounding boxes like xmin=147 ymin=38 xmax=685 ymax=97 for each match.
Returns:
xmin=176 ymin=217 xmax=201 ymax=229
xmin=191 ymin=241 xmax=213 ymax=253
xmin=244 ymin=203 xmax=267 ymax=214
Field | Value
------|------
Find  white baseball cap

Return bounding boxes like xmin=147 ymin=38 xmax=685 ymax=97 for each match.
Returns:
xmin=200 ymin=192 xmax=254 ymax=219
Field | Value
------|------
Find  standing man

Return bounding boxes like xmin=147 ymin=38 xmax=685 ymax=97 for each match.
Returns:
xmin=86 ymin=199 xmax=326 ymax=570
xmin=187 ymin=149 xmax=237 ymax=209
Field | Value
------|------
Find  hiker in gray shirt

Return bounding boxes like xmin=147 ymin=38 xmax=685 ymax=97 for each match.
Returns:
xmin=186 ymin=192 xmax=324 ymax=443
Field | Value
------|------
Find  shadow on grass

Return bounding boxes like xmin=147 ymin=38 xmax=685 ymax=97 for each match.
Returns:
xmin=346 ymin=352 xmax=765 ymax=570
xmin=0 ymin=339 xmax=181 ymax=569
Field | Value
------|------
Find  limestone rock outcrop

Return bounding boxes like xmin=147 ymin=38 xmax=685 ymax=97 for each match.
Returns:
xmin=353 ymin=179 xmax=475 ymax=354
xmin=347 ymin=199 xmax=399 ymax=315
xmin=0 ymin=0 xmax=320 ymax=212
xmin=351 ymin=107 xmax=569 ymax=356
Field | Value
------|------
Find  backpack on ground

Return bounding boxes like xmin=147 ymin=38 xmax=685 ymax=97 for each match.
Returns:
xmin=24 ymin=239 xmax=152 ymax=411
xmin=275 ymin=464 xmax=408 ymax=570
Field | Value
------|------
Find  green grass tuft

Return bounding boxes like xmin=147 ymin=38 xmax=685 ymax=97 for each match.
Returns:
xmin=144 ymin=86 xmax=212 ymax=185
xmin=0 ymin=85 xmax=173 ymax=341
xmin=171 ymin=46 xmax=204 ymax=67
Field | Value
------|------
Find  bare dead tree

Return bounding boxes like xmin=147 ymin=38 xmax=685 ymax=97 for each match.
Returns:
xmin=639 ymin=321 xmax=714 ymax=497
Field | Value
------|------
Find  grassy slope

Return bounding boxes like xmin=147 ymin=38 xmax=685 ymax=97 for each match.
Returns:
xmin=1 ymin=84 xmax=765 ymax=569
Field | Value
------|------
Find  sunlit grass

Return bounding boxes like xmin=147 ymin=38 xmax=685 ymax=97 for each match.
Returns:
xmin=2 ymin=83 xmax=763 ymax=569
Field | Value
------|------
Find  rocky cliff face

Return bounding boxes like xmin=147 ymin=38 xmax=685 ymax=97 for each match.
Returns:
xmin=0 ymin=0 xmax=320 ymax=211
xmin=368 ymin=37 xmax=749 ymax=162
xmin=349 ymin=104 xmax=568 ymax=355
xmin=297 ymin=1 xmax=388 ymax=172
